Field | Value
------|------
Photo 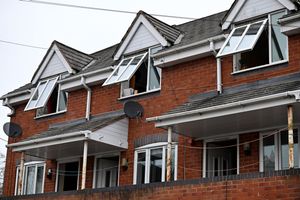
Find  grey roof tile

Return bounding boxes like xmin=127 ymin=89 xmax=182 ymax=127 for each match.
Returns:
xmin=0 ymin=83 xmax=32 ymax=100
xmin=22 ymin=110 xmax=125 ymax=142
xmin=166 ymin=80 xmax=300 ymax=115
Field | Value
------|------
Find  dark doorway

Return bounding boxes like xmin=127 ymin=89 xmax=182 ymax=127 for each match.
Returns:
xmin=57 ymin=161 xmax=79 ymax=192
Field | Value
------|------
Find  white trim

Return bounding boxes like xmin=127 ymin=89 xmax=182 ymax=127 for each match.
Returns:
xmin=55 ymin=158 xmax=80 ymax=192
xmin=34 ymin=110 xmax=67 ymax=120
xmin=92 ymin=152 xmax=120 ymax=189
xmin=114 ymin=15 xmax=169 ymax=60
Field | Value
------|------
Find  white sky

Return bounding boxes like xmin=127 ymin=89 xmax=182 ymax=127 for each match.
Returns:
xmin=0 ymin=0 xmax=235 ymax=156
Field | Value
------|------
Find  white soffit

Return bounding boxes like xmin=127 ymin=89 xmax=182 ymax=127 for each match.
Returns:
xmin=114 ymin=15 xmax=169 ymax=60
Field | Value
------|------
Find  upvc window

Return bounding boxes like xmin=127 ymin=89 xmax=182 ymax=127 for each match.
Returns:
xmin=25 ymin=76 xmax=68 ymax=117
xmin=260 ymin=130 xmax=299 ymax=172
xmin=103 ymin=46 xmax=162 ymax=97
xmin=15 ymin=162 xmax=45 ymax=195
xmin=133 ymin=143 xmax=177 ymax=184
xmin=217 ymin=11 xmax=288 ymax=72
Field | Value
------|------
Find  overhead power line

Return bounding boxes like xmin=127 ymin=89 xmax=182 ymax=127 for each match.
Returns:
xmin=19 ymin=0 xmax=197 ymax=20
xmin=0 ymin=39 xmax=47 ymax=50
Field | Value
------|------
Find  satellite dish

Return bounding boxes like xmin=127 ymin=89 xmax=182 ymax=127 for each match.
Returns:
xmin=124 ymin=101 xmax=144 ymax=119
xmin=3 ymin=122 xmax=22 ymax=138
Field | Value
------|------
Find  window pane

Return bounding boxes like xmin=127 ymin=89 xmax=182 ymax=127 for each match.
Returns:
xmin=236 ymin=21 xmax=264 ymax=51
xmin=106 ymin=58 xmax=131 ymax=85
xmin=118 ymin=54 xmax=145 ymax=81
xmin=281 ymin=131 xmax=299 ymax=169
xmin=148 ymin=59 xmax=161 ymax=91
xmin=271 ymin=12 xmax=287 ymax=62
xmin=24 ymin=166 xmax=35 ymax=195
xmin=58 ymin=91 xmax=67 ymax=111
xmin=221 ymin=26 xmax=247 ymax=55
xmin=35 ymin=166 xmax=44 ymax=194
xmin=36 ymin=78 xmax=57 ymax=108
xmin=26 ymin=81 xmax=47 ymax=110
xmin=263 ymin=135 xmax=275 ymax=171
xmin=136 ymin=152 xmax=146 ymax=184
xmin=150 ymin=148 xmax=162 ymax=183
xmin=95 ymin=157 xmax=119 ymax=188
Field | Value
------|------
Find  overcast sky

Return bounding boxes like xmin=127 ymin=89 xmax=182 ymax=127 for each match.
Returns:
xmin=0 ymin=0 xmax=235 ymax=155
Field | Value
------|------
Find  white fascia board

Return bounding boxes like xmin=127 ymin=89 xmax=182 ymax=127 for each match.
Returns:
xmin=153 ymin=37 xmax=225 ymax=67
xmin=222 ymin=0 xmax=247 ymax=30
xmin=59 ymin=67 xmax=113 ymax=92
xmin=147 ymin=91 xmax=300 ymax=127
xmin=5 ymin=93 xmax=31 ymax=106
xmin=12 ymin=136 xmax=85 ymax=152
xmin=114 ymin=15 xmax=169 ymax=60
xmin=279 ymin=15 xmax=300 ymax=35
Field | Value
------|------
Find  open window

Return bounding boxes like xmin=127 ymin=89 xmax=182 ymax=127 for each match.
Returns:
xmin=217 ymin=11 xmax=288 ymax=72
xmin=25 ymin=76 xmax=68 ymax=117
xmin=103 ymin=46 xmax=162 ymax=97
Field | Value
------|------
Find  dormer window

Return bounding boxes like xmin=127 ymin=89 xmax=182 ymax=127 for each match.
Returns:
xmin=24 ymin=77 xmax=67 ymax=117
xmin=217 ymin=11 xmax=288 ymax=72
xmin=103 ymin=46 xmax=161 ymax=97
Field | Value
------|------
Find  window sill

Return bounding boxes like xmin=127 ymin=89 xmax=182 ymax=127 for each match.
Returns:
xmin=231 ymin=60 xmax=288 ymax=75
xmin=118 ymin=88 xmax=160 ymax=100
xmin=34 ymin=110 xmax=67 ymax=120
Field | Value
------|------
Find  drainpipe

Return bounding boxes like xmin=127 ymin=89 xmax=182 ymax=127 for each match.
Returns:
xmin=3 ymin=98 xmax=15 ymax=117
xmin=209 ymin=40 xmax=222 ymax=94
xmin=81 ymin=76 xmax=91 ymax=121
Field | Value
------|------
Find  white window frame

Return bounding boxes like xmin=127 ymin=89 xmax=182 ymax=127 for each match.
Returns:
xmin=202 ymin=136 xmax=239 ymax=178
xmin=55 ymin=158 xmax=80 ymax=192
xmin=133 ymin=142 xmax=178 ymax=184
xmin=25 ymin=77 xmax=59 ymax=111
xmin=217 ymin=19 xmax=268 ymax=58
xmin=14 ymin=161 xmax=45 ymax=195
xmin=92 ymin=152 xmax=120 ymax=189
xmin=259 ymin=129 xmax=300 ymax=172
xmin=231 ymin=10 xmax=289 ymax=73
xmin=103 ymin=52 xmax=148 ymax=86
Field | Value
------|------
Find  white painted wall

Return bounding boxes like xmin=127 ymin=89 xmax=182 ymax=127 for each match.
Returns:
xmin=40 ymin=53 xmax=67 ymax=79
xmin=124 ymin=24 xmax=159 ymax=55
xmin=234 ymin=0 xmax=285 ymax=22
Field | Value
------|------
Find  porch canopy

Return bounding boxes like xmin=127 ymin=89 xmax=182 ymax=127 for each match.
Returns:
xmin=147 ymin=78 xmax=300 ymax=138
xmin=8 ymin=110 xmax=128 ymax=159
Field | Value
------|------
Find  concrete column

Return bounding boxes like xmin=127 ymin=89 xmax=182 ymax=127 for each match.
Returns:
xmin=287 ymin=105 xmax=294 ymax=169
xmin=166 ymin=127 xmax=172 ymax=182
xmin=18 ymin=152 xmax=25 ymax=195
xmin=81 ymin=140 xmax=88 ymax=189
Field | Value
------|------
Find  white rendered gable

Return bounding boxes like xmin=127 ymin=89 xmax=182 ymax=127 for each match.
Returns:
xmin=124 ymin=24 xmax=160 ymax=55
xmin=222 ymin=0 xmax=296 ymax=30
xmin=40 ymin=53 xmax=67 ymax=79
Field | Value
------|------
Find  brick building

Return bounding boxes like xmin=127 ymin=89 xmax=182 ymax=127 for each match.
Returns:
xmin=1 ymin=0 xmax=300 ymax=199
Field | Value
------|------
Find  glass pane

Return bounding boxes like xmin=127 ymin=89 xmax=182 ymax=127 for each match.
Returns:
xmin=118 ymin=54 xmax=146 ymax=82
xmin=36 ymin=78 xmax=57 ymax=108
xmin=35 ymin=166 xmax=44 ymax=194
xmin=26 ymin=81 xmax=47 ymax=110
xmin=263 ymin=135 xmax=275 ymax=171
xmin=148 ymin=59 xmax=161 ymax=91
xmin=281 ymin=131 xmax=299 ymax=169
xmin=271 ymin=12 xmax=287 ymax=62
xmin=95 ymin=157 xmax=119 ymax=188
xmin=58 ymin=91 xmax=67 ymax=111
xmin=150 ymin=148 xmax=162 ymax=183
xmin=236 ymin=21 xmax=264 ymax=51
xmin=221 ymin=26 xmax=247 ymax=55
xmin=136 ymin=152 xmax=146 ymax=184
xmin=24 ymin=166 xmax=35 ymax=195
xmin=105 ymin=58 xmax=131 ymax=85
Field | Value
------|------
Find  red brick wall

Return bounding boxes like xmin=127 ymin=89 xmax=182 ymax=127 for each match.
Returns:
xmin=3 ymin=171 xmax=300 ymax=200
xmin=4 ymin=34 xmax=300 ymax=196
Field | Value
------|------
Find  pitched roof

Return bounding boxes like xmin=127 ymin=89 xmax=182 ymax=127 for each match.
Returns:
xmin=0 ymin=83 xmax=32 ymax=100
xmin=165 ymin=78 xmax=300 ymax=116
xmin=54 ymin=41 xmax=94 ymax=71
xmin=22 ymin=110 xmax=125 ymax=142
